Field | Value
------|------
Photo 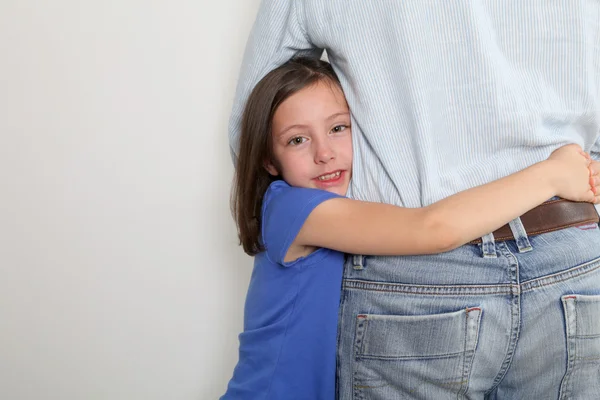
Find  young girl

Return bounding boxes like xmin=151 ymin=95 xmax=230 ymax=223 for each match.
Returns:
xmin=221 ymin=57 xmax=598 ymax=399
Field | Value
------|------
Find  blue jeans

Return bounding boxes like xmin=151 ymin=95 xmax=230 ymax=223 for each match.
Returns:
xmin=337 ymin=220 xmax=600 ymax=399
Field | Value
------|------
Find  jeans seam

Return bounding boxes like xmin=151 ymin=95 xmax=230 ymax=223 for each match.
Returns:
xmin=487 ymin=244 xmax=522 ymax=393
xmin=559 ymin=297 xmax=576 ymax=400
xmin=356 ymin=351 xmax=467 ymax=361
xmin=521 ymin=255 xmax=600 ymax=293
xmin=343 ymin=279 xmax=514 ymax=295
xmin=335 ymin=272 xmax=348 ymax=400
xmin=459 ymin=308 xmax=480 ymax=397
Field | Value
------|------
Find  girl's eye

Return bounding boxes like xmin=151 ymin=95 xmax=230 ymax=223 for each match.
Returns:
xmin=331 ymin=125 xmax=348 ymax=133
xmin=288 ymin=136 xmax=307 ymax=146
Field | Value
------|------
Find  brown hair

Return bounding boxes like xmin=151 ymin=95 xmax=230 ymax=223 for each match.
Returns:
xmin=231 ymin=57 xmax=342 ymax=255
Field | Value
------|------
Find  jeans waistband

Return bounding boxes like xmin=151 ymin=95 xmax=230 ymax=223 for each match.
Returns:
xmin=470 ymin=199 xmax=598 ymax=244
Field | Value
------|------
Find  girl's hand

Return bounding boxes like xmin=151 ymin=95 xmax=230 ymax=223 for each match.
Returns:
xmin=589 ymin=158 xmax=600 ymax=199
xmin=547 ymin=144 xmax=597 ymax=203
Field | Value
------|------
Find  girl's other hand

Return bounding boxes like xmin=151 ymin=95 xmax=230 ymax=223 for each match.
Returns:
xmin=547 ymin=144 xmax=597 ymax=203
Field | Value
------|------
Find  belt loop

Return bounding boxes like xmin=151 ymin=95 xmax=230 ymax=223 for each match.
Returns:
xmin=481 ymin=232 xmax=497 ymax=258
xmin=352 ymin=254 xmax=365 ymax=270
xmin=509 ymin=217 xmax=533 ymax=253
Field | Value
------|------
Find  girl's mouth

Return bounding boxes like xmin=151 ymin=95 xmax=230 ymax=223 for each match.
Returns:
xmin=314 ymin=170 xmax=345 ymax=188
xmin=317 ymin=171 xmax=342 ymax=181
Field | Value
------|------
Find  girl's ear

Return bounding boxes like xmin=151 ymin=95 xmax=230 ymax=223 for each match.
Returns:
xmin=264 ymin=160 xmax=279 ymax=176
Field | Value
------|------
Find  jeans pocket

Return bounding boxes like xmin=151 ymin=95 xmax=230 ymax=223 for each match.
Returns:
xmin=352 ymin=307 xmax=481 ymax=400
xmin=559 ymin=294 xmax=600 ymax=400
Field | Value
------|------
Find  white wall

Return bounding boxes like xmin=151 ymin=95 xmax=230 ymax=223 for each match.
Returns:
xmin=0 ymin=1 xmax=260 ymax=398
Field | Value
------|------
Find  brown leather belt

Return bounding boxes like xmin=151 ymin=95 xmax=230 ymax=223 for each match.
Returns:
xmin=469 ymin=199 xmax=599 ymax=244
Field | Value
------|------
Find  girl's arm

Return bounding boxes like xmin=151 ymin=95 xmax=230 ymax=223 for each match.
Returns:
xmin=290 ymin=145 xmax=597 ymax=259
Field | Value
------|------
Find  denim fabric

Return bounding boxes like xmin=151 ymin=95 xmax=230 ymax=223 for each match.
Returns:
xmin=337 ymin=222 xmax=600 ymax=399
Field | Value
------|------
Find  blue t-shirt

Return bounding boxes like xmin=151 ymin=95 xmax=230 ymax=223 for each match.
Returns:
xmin=221 ymin=180 xmax=345 ymax=399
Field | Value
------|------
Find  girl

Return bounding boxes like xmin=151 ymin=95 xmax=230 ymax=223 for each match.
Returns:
xmin=221 ymin=57 xmax=598 ymax=399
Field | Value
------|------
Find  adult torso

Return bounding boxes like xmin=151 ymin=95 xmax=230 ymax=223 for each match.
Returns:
xmin=303 ymin=0 xmax=600 ymax=206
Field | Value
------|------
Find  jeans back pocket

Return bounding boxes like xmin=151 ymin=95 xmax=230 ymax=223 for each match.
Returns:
xmin=559 ymin=294 xmax=600 ymax=400
xmin=352 ymin=307 xmax=482 ymax=399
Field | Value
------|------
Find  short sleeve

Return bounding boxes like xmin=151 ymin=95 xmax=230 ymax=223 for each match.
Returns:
xmin=261 ymin=181 xmax=342 ymax=265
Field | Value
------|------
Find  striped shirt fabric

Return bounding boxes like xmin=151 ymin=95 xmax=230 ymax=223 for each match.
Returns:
xmin=229 ymin=0 xmax=600 ymax=208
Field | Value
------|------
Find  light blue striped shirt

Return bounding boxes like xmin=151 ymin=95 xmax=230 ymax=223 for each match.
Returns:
xmin=229 ymin=0 xmax=600 ymax=208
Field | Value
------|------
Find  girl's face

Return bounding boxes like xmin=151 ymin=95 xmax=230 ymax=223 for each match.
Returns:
xmin=266 ymin=80 xmax=352 ymax=196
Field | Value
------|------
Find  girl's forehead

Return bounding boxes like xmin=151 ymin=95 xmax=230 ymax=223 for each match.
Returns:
xmin=277 ymin=81 xmax=348 ymax=114
xmin=272 ymin=84 xmax=349 ymax=134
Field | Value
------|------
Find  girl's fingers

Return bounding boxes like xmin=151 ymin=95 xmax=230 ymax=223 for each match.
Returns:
xmin=590 ymin=161 xmax=600 ymax=176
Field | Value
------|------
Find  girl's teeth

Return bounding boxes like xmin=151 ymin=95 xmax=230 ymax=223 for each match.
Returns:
xmin=318 ymin=171 xmax=341 ymax=181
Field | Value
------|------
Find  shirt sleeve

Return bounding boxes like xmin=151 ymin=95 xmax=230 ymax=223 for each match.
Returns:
xmin=262 ymin=182 xmax=341 ymax=266
xmin=228 ymin=0 xmax=324 ymax=163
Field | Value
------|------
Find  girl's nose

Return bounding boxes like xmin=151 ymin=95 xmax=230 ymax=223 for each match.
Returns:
xmin=314 ymin=141 xmax=335 ymax=163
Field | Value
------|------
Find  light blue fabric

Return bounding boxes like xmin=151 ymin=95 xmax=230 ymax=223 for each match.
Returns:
xmin=221 ymin=181 xmax=344 ymax=400
xmin=229 ymin=0 xmax=600 ymax=208
xmin=338 ymin=225 xmax=600 ymax=399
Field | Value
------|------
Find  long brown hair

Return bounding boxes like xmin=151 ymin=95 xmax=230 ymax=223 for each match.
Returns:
xmin=232 ymin=57 xmax=342 ymax=255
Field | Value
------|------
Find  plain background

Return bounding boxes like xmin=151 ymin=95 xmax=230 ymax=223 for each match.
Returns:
xmin=0 ymin=1 xmax=262 ymax=398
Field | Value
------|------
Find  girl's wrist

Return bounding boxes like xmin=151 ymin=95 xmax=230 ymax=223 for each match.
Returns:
xmin=538 ymin=159 xmax=562 ymax=196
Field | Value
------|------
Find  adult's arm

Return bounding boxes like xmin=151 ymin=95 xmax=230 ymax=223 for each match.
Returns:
xmin=229 ymin=0 xmax=323 ymax=163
